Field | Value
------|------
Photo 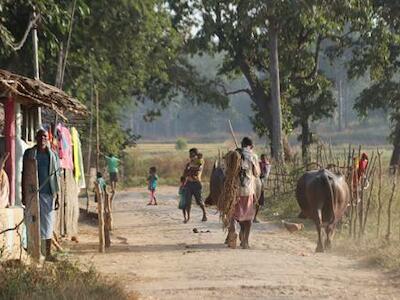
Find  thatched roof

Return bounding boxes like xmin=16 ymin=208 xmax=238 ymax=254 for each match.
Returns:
xmin=0 ymin=69 xmax=88 ymax=120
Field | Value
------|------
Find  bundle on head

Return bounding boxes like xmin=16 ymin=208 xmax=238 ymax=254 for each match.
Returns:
xmin=217 ymin=150 xmax=242 ymax=228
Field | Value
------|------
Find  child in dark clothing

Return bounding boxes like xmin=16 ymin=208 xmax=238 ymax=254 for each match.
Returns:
xmin=178 ymin=176 xmax=188 ymax=223
xmin=94 ymin=172 xmax=107 ymax=203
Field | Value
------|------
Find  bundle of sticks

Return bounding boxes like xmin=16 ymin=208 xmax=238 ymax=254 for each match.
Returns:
xmin=217 ymin=150 xmax=241 ymax=228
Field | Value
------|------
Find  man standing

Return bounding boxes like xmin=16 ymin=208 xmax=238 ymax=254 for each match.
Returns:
xmin=183 ymin=148 xmax=207 ymax=222
xmin=23 ymin=129 xmax=59 ymax=261
xmin=104 ymin=153 xmax=120 ymax=192
xmin=253 ymin=154 xmax=271 ymax=223
xmin=227 ymin=137 xmax=260 ymax=249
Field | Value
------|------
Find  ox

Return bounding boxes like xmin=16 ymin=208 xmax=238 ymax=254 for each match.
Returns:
xmin=296 ymin=169 xmax=350 ymax=252
xmin=205 ymin=160 xmax=225 ymax=206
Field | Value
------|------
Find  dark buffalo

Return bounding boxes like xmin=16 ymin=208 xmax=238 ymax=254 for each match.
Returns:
xmin=204 ymin=161 xmax=225 ymax=206
xmin=296 ymin=169 xmax=350 ymax=252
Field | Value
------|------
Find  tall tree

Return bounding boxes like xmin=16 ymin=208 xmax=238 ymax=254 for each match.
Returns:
xmin=168 ymin=0 xmax=357 ymax=160
xmin=341 ymin=1 xmax=400 ymax=167
xmin=0 ymin=0 xmax=228 ymax=154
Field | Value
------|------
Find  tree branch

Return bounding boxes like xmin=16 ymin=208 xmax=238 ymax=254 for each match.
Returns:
xmin=8 ymin=13 xmax=40 ymax=51
xmin=293 ymin=34 xmax=322 ymax=81
xmin=218 ymin=83 xmax=252 ymax=97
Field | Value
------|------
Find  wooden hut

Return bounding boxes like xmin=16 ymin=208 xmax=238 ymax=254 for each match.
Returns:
xmin=0 ymin=69 xmax=87 ymax=259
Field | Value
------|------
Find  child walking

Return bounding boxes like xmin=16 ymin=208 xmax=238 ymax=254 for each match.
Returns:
xmin=178 ymin=176 xmax=188 ymax=223
xmin=147 ymin=166 xmax=158 ymax=205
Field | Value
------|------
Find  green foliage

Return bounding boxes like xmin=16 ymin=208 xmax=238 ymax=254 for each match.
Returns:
xmin=0 ymin=0 xmax=228 ymax=155
xmin=0 ymin=259 xmax=132 ymax=300
xmin=336 ymin=1 xmax=400 ymax=164
xmin=175 ymin=138 xmax=188 ymax=150
xmin=168 ymin=0 xmax=356 ymax=151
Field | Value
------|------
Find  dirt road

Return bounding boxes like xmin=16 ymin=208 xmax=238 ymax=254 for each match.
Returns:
xmin=71 ymin=186 xmax=400 ymax=299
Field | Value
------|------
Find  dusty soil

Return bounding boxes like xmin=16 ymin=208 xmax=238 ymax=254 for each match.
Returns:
xmin=69 ymin=186 xmax=400 ymax=300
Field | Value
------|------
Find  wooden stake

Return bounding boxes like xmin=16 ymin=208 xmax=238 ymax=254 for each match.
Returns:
xmin=94 ymin=182 xmax=105 ymax=253
xmin=104 ymin=192 xmax=111 ymax=248
xmin=32 ymin=5 xmax=42 ymax=127
xmin=377 ymin=149 xmax=383 ymax=238
xmin=86 ymin=82 xmax=94 ymax=213
xmin=96 ymin=87 xmax=100 ymax=172
xmin=385 ymin=174 xmax=397 ymax=242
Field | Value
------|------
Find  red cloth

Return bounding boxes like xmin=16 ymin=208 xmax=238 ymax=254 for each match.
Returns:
xmin=358 ymin=158 xmax=368 ymax=180
xmin=234 ymin=195 xmax=255 ymax=221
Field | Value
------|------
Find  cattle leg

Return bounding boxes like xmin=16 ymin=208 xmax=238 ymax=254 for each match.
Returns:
xmin=316 ymin=209 xmax=324 ymax=252
xmin=325 ymin=224 xmax=335 ymax=250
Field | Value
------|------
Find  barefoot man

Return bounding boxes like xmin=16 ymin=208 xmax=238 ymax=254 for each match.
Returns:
xmin=182 ymin=148 xmax=207 ymax=222
xmin=23 ymin=129 xmax=59 ymax=261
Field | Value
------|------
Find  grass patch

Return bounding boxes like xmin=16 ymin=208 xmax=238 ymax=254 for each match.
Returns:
xmin=122 ymin=146 xmax=218 ymax=188
xmin=334 ymin=237 xmax=400 ymax=270
xmin=0 ymin=259 xmax=136 ymax=300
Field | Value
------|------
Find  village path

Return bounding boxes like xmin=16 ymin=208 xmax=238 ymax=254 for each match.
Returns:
xmin=70 ymin=186 xmax=400 ymax=300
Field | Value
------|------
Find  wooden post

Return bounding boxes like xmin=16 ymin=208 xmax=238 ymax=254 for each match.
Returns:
xmin=94 ymin=87 xmax=105 ymax=252
xmin=104 ymin=192 xmax=111 ymax=248
xmin=85 ymin=82 xmax=94 ymax=213
xmin=95 ymin=88 xmax=100 ymax=172
xmin=376 ymin=149 xmax=383 ymax=237
xmin=109 ymin=191 xmax=115 ymax=231
xmin=32 ymin=6 xmax=42 ymax=127
xmin=94 ymin=182 xmax=105 ymax=253
xmin=5 ymin=96 xmax=15 ymax=206
xmin=385 ymin=175 xmax=397 ymax=241
xmin=22 ymin=157 xmax=41 ymax=261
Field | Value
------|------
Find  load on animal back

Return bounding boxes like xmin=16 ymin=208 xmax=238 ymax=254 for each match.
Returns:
xmin=296 ymin=168 xmax=350 ymax=252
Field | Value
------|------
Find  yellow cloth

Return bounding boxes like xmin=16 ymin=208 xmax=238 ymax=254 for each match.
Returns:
xmin=71 ymin=127 xmax=85 ymax=188
xmin=71 ymin=128 xmax=80 ymax=183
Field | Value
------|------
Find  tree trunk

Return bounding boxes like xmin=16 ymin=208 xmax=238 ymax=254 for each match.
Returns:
xmin=344 ymin=82 xmax=349 ymax=129
xmin=269 ymin=21 xmax=284 ymax=162
xmin=390 ymin=121 xmax=400 ymax=168
xmin=338 ymin=79 xmax=343 ymax=132
xmin=301 ymin=118 xmax=311 ymax=166
xmin=239 ymin=57 xmax=292 ymax=160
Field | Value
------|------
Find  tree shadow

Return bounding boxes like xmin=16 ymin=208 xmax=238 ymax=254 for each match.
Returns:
xmin=70 ymin=241 xmax=227 ymax=255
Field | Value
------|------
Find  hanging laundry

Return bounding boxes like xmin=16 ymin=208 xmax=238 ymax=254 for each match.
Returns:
xmin=0 ymin=169 xmax=10 ymax=208
xmin=56 ymin=124 xmax=73 ymax=170
xmin=71 ymin=127 xmax=86 ymax=189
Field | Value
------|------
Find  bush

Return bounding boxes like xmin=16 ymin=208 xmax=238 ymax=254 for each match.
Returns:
xmin=0 ymin=259 xmax=135 ymax=300
xmin=175 ymin=138 xmax=187 ymax=150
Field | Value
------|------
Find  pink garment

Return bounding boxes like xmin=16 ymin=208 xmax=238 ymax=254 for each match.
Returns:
xmin=234 ymin=195 xmax=255 ymax=221
xmin=57 ymin=124 xmax=74 ymax=169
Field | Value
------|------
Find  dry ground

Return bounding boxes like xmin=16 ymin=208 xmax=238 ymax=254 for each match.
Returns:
xmin=70 ymin=186 xmax=400 ymax=300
